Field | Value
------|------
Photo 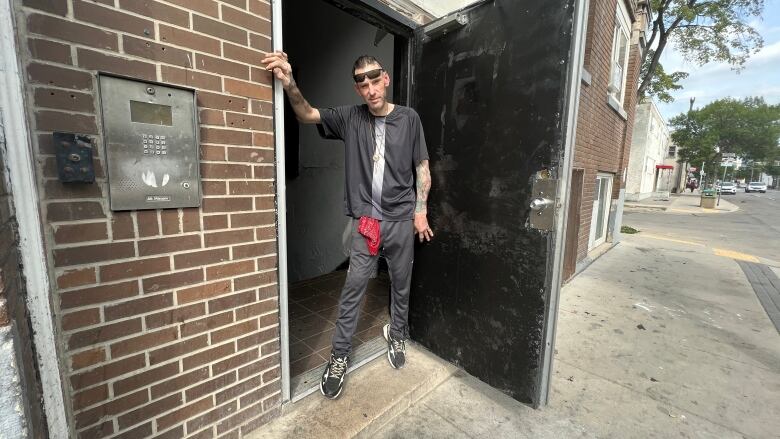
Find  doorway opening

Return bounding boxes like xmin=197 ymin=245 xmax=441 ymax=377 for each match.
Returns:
xmin=280 ymin=0 xmax=413 ymax=397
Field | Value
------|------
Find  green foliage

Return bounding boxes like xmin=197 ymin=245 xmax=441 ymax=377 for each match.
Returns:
xmin=670 ymin=97 xmax=780 ymax=182
xmin=640 ymin=51 xmax=689 ymax=103
xmin=621 ymin=225 xmax=640 ymax=234
xmin=640 ymin=0 xmax=765 ymax=101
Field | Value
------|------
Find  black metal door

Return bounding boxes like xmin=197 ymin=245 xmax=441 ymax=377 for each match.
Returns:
xmin=409 ymin=0 xmax=577 ymax=406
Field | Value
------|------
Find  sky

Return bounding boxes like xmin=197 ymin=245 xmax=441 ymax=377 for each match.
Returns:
xmin=655 ymin=0 xmax=780 ymax=123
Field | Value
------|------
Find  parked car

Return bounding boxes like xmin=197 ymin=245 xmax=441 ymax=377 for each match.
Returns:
xmin=717 ymin=181 xmax=737 ymax=194
xmin=745 ymin=181 xmax=768 ymax=193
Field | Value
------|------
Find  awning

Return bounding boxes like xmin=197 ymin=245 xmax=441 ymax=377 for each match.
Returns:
xmin=656 ymin=165 xmax=674 ymax=170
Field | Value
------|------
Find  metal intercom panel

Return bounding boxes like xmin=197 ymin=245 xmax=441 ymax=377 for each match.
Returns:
xmin=99 ymin=74 xmax=201 ymax=211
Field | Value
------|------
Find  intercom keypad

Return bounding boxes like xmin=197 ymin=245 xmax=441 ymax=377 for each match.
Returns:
xmin=142 ymin=133 xmax=168 ymax=155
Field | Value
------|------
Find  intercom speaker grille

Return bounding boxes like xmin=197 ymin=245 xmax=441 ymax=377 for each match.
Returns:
xmin=116 ymin=178 xmax=140 ymax=192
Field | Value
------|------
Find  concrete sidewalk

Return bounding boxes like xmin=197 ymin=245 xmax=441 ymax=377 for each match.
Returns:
xmin=258 ymin=233 xmax=780 ymax=438
xmin=625 ymin=193 xmax=739 ymax=214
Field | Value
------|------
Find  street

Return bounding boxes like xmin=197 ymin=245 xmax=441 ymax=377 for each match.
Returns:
xmin=624 ymin=191 xmax=780 ymax=264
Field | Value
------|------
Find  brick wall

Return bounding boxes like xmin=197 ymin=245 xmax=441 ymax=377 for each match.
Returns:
xmin=570 ymin=0 xmax=643 ymax=261
xmin=15 ymin=0 xmax=281 ymax=437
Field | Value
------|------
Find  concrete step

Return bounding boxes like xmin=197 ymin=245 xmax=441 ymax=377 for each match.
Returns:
xmin=248 ymin=344 xmax=457 ymax=439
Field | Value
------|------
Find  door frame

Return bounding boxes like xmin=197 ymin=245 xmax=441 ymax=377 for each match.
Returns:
xmin=272 ymin=0 xmax=417 ymax=404
xmin=588 ymin=172 xmax=614 ymax=249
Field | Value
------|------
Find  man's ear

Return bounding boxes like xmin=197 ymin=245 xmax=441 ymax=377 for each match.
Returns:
xmin=383 ymin=72 xmax=390 ymax=86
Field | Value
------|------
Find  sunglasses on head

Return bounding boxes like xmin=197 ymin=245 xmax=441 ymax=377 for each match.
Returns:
xmin=353 ymin=68 xmax=384 ymax=83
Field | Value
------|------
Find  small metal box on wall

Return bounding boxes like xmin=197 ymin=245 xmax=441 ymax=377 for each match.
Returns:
xmin=98 ymin=74 xmax=201 ymax=211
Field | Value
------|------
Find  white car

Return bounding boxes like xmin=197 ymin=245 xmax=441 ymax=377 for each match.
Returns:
xmin=745 ymin=181 xmax=768 ymax=193
xmin=717 ymin=181 xmax=737 ymax=194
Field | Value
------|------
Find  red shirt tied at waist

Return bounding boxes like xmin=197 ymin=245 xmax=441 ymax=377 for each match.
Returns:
xmin=358 ymin=216 xmax=380 ymax=255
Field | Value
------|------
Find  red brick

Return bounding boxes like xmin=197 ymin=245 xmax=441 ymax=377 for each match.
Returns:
xmin=185 ymin=372 xmax=237 ymax=402
xmin=225 ymin=78 xmax=272 ymax=100
xmin=222 ymin=5 xmax=270 ymax=35
xmin=73 ymin=0 xmax=155 ymax=38
xmin=117 ymin=393 xmax=182 ymax=430
xmin=225 ymin=113 xmax=272 ymax=132
xmin=74 ymin=389 xmax=148 ymax=428
xmin=152 ymin=211 xmax=175 ymax=236
xmin=248 ymin=0 xmax=270 ymax=18
xmin=236 ymin=327 xmax=276 ymax=350
xmin=36 ymin=110 xmax=97 ymax=134
xmin=110 ymin=326 xmax=178 ymax=358
xmin=209 ymin=290 xmax=256 ymax=314
xmin=195 ymin=53 xmax=249 ymax=80
xmin=73 ymin=384 xmax=109 ymax=410
xmin=53 ymin=222 xmax=107 ymax=245
xmin=28 ymin=38 xmax=71 ymax=64
xmin=182 ymin=208 xmax=201 ymax=232
xmin=200 ymin=109 xmax=225 ymax=126
xmin=99 ymin=256 xmax=170 ymax=282
xmin=202 ymin=197 xmax=253 ymax=213
xmin=215 ymin=396 xmax=263 ymax=434
xmin=159 ymin=24 xmax=221 ymax=55
xmin=111 ymin=212 xmax=135 ymax=239
xmin=225 ymin=375 xmax=263 ymax=406
xmin=70 ymin=354 xmax=146 ymax=390
xmin=255 ymin=226 xmax=275 ymax=241
xmin=70 ymin=347 xmax=106 ymax=371
xmin=230 ymin=212 xmax=274 ymax=228
xmin=183 ymin=342 xmax=235 ymax=370
xmin=229 ymin=181 xmax=274 ymax=196
xmin=62 ymin=308 xmax=101 ymax=331
xmin=257 ymin=255 xmax=276 ymax=271
xmin=143 ymin=269 xmax=204 ymax=293
xmin=77 ymin=421 xmax=113 ymax=439
xmin=252 ymin=132 xmax=274 ymax=147
xmin=119 ymin=0 xmax=189 ymax=27
xmin=43 ymin=179 xmax=103 ymax=200
xmin=212 ymin=348 xmax=258 ymax=376
xmin=161 ymin=65 xmax=222 ymax=92
xmin=114 ymin=423 xmax=153 ymax=439
xmin=27 ymin=13 xmax=118 ymax=50
xmin=262 ymin=366 xmax=281 ymax=384
xmin=173 ymin=248 xmax=229 ymax=270
xmin=23 ymin=0 xmax=67 ymax=15
xmin=186 ymin=401 xmax=237 ymax=433
xmin=211 ymin=319 xmax=258 ymax=344
xmin=123 ymin=35 xmax=193 ymax=66
xmin=253 ymin=165 xmax=275 ymax=179
xmin=136 ymin=210 xmax=160 ymax=237
xmin=206 ymin=260 xmax=255 ymax=280
xmin=151 ymin=366 xmax=210 ymax=399
xmin=149 ymin=334 xmax=208 ymax=365
xmin=176 ymin=279 xmax=231 ymax=304
xmin=250 ymin=66 xmax=273 ymax=85
xmin=68 ymin=318 xmax=142 ymax=350
xmin=227 ymin=146 xmax=273 ymax=164
xmin=249 ymin=33 xmax=272 ymax=52
xmin=146 ymin=303 xmax=206 ymax=330
xmin=254 ymin=196 xmax=275 ymax=210
xmin=235 ymin=298 xmax=277 ymax=321
xmin=200 ymin=163 xmax=252 ymax=179
xmin=197 ymin=91 xmax=248 ymax=112
xmin=77 ymin=48 xmax=156 ymax=81
xmin=180 ymin=311 xmax=234 ymax=338
xmin=138 ymin=234 xmax=201 ymax=256
xmin=166 ymin=0 xmax=218 ymax=17
xmin=205 ymin=229 xmax=254 ymax=247
xmin=54 ymin=242 xmax=135 ymax=267
xmin=113 ymin=362 xmax=180 ymax=396
xmin=201 ymin=144 xmax=226 ymax=161
xmin=61 ymin=280 xmax=138 ymax=309
xmin=27 ymin=63 xmax=93 ymax=91
xmin=192 ymin=15 xmax=247 ymax=45
xmin=203 ymin=215 xmax=228 ymax=230
xmin=104 ymin=293 xmax=173 ymax=321
xmin=157 ymin=396 xmax=214 ymax=430
xmin=34 ymin=88 xmax=94 ymax=112
xmin=222 ymin=42 xmax=264 ymax=66
xmin=249 ymin=99 xmax=272 ymax=116
xmin=57 ymin=267 xmax=97 ymax=289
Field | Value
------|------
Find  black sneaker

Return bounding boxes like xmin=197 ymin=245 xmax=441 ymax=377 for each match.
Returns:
xmin=383 ymin=324 xmax=406 ymax=369
xmin=320 ymin=353 xmax=349 ymax=399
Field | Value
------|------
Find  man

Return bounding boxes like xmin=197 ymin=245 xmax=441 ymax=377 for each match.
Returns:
xmin=261 ymin=52 xmax=433 ymax=399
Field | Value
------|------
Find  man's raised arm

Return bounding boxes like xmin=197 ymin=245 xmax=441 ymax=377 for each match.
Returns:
xmin=261 ymin=51 xmax=320 ymax=124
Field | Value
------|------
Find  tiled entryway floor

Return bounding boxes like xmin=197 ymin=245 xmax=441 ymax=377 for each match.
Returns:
xmin=288 ymin=270 xmax=390 ymax=377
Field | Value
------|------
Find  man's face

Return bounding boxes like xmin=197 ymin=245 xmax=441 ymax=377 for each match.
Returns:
xmin=353 ymin=62 xmax=390 ymax=111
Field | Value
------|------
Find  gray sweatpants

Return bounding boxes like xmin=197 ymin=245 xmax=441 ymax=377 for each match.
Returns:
xmin=332 ymin=219 xmax=415 ymax=357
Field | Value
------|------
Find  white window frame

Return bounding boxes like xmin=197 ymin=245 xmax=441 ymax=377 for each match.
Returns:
xmin=608 ymin=1 xmax=631 ymax=107
xmin=588 ymin=173 xmax=614 ymax=250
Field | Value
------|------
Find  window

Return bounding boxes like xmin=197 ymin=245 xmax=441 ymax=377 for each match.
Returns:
xmin=608 ymin=2 xmax=631 ymax=107
xmin=667 ymin=145 xmax=677 ymax=158
xmin=589 ymin=174 xmax=614 ymax=250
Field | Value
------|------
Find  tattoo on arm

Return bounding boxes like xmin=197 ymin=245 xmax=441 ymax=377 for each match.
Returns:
xmin=415 ymin=160 xmax=431 ymax=214
xmin=285 ymin=79 xmax=316 ymax=122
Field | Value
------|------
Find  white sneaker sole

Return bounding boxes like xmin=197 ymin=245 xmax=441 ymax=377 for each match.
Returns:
xmin=383 ymin=324 xmax=402 ymax=369
xmin=320 ymin=379 xmax=344 ymax=399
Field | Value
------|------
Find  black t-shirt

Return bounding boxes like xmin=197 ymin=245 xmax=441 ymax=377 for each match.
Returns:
xmin=317 ymin=104 xmax=429 ymax=221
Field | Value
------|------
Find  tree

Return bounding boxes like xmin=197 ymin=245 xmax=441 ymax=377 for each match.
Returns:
xmin=639 ymin=0 xmax=765 ymax=102
xmin=639 ymin=50 xmax=689 ymax=103
xmin=670 ymin=97 xmax=780 ymax=182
